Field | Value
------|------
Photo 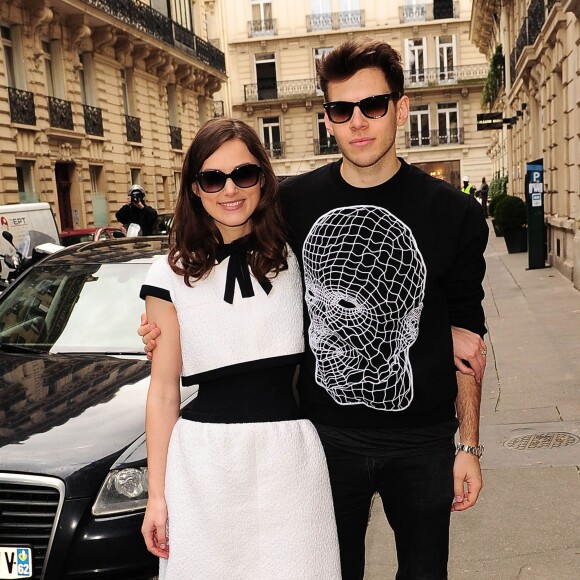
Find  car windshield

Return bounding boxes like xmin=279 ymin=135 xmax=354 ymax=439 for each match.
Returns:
xmin=0 ymin=262 xmax=149 ymax=354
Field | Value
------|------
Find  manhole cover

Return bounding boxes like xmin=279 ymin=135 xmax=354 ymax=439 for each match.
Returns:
xmin=505 ymin=432 xmax=580 ymax=450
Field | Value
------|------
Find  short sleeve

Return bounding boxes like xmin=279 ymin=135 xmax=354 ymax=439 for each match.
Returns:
xmin=139 ymin=256 xmax=174 ymax=302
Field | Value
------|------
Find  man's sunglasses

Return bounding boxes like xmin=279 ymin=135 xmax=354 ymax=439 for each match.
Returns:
xmin=195 ymin=163 xmax=262 ymax=193
xmin=323 ymin=92 xmax=401 ymax=124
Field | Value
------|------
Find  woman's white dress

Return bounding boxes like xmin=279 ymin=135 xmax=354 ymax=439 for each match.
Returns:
xmin=141 ymin=245 xmax=341 ymax=580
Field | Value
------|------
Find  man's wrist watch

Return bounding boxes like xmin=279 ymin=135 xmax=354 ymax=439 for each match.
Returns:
xmin=456 ymin=443 xmax=484 ymax=458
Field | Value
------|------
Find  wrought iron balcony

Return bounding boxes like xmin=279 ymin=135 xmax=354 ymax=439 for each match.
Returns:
xmin=314 ymin=138 xmax=340 ymax=155
xmin=248 ymin=19 xmax=277 ymax=37
xmin=264 ymin=142 xmax=285 ymax=159
xmin=83 ymin=104 xmax=103 ymax=136
xmin=213 ymin=100 xmax=224 ymax=117
xmin=244 ymin=78 xmax=319 ymax=102
xmin=306 ymin=10 xmax=365 ymax=31
xmin=48 ymin=96 xmax=74 ymax=130
xmin=80 ymin=0 xmax=225 ymax=73
xmin=510 ymin=0 xmax=546 ymax=79
xmin=125 ymin=115 xmax=141 ymax=143
xmin=404 ymin=64 xmax=488 ymax=88
xmin=404 ymin=128 xmax=464 ymax=148
xmin=169 ymin=125 xmax=182 ymax=150
xmin=8 ymin=87 xmax=36 ymax=125
xmin=399 ymin=1 xmax=459 ymax=23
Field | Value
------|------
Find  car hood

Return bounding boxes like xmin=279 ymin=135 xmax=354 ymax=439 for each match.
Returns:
xmin=0 ymin=351 xmax=151 ymax=498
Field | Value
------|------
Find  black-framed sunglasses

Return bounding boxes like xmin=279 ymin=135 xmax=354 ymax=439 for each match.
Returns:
xmin=195 ymin=163 xmax=262 ymax=194
xmin=323 ymin=92 xmax=401 ymax=124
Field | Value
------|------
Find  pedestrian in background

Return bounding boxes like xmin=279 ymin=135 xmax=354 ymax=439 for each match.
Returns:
xmin=115 ymin=184 xmax=158 ymax=236
xmin=479 ymin=176 xmax=489 ymax=218
xmin=461 ymin=175 xmax=477 ymax=198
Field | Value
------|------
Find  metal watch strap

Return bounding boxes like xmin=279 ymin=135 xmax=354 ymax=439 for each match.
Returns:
xmin=455 ymin=443 xmax=484 ymax=458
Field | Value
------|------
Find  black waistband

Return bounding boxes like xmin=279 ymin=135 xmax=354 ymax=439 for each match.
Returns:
xmin=181 ymin=364 xmax=300 ymax=424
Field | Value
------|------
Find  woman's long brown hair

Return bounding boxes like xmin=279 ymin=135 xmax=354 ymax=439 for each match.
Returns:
xmin=168 ymin=118 xmax=288 ymax=286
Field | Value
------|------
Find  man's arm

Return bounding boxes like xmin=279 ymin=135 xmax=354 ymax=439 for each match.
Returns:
xmin=451 ymin=326 xmax=487 ymax=383
xmin=451 ymin=371 xmax=483 ymax=512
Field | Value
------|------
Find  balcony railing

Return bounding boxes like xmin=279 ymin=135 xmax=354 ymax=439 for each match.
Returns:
xmin=314 ymin=138 xmax=340 ymax=155
xmin=8 ymin=87 xmax=36 ymax=125
xmin=404 ymin=64 xmax=488 ymax=87
xmin=404 ymin=128 xmax=464 ymax=147
xmin=306 ymin=10 xmax=365 ymax=31
xmin=248 ymin=19 xmax=277 ymax=37
xmin=125 ymin=115 xmax=141 ymax=143
xmin=510 ymin=0 xmax=546 ymax=80
xmin=244 ymin=78 xmax=319 ymax=102
xmin=83 ymin=104 xmax=103 ymax=136
xmin=264 ymin=142 xmax=285 ymax=159
xmin=399 ymin=1 xmax=459 ymax=23
xmin=213 ymin=100 xmax=224 ymax=117
xmin=169 ymin=125 xmax=182 ymax=149
xmin=80 ymin=0 xmax=226 ymax=73
xmin=48 ymin=96 xmax=74 ymax=130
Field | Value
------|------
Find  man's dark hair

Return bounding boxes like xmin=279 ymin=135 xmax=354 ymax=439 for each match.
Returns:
xmin=316 ymin=38 xmax=405 ymax=100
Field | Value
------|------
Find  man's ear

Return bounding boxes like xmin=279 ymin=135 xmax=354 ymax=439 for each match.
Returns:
xmin=324 ymin=112 xmax=334 ymax=136
xmin=396 ymin=95 xmax=410 ymax=127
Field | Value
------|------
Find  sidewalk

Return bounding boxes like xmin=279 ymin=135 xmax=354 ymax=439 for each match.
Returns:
xmin=364 ymin=222 xmax=580 ymax=579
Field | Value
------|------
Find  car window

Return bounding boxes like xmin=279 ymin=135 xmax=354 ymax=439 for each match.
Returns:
xmin=0 ymin=263 xmax=149 ymax=354
xmin=61 ymin=234 xmax=93 ymax=246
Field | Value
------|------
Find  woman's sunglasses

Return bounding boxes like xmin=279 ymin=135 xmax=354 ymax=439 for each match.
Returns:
xmin=323 ymin=92 xmax=401 ymax=124
xmin=195 ymin=163 xmax=262 ymax=194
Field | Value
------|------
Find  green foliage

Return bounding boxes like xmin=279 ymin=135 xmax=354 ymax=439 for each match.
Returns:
xmin=489 ymin=174 xmax=508 ymax=199
xmin=488 ymin=193 xmax=507 ymax=218
xmin=481 ymin=45 xmax=505 ymax=110
xmin=493 ymin=195 xmax=527 ymax=231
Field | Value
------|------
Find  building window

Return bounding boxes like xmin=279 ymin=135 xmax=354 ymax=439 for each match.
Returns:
xmin=43 ymin=41 xmax=56 ymax=97
xmin=255 ymin=53 xmax=277 ymax=100
xmin=315 ymin=112 xmax=338 ymax=154
xmin=2 ymin=26 xmax=16 ymax=88
xmin=437 ymin=35 xmax=456 ymax=81
xmin=405 ymin=38 xmax=426 ymax=84
xmin=261 ymin=117 xmax=283 ymax=158
xmin=174 ymin=171 xmax=182 ymax=194
xmin=409 ymin=104 xmax=431 ymax=146
xmin=16 ymin=160 xmax=37 ymax=203
xmin=89 ymin=165 xmax=109 ymax=226
xmin=313 ymin=47 xmax=333 ymax=95
xmin=130 ymin=168 xmax=141 ymax=185
xmin=437 ymin=102 xmax=459 ymax=144
xmin=250 ymin=0 xmax=275 ymax=36
xmin=120 ymin=68 xmax=136 ymax=115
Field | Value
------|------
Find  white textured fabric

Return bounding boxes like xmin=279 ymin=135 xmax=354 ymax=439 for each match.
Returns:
xmin=303 ymin=205 xmax=426 ymax=411
xmin=143 ymin=246 xmax=304 ymax=378
xmin=159 ymin=418 xmax=341 ymax=580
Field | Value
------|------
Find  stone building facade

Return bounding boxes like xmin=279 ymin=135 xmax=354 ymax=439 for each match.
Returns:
xmin=213 ymin=0 xmax=491 ymax=188
xmin=471 ymin=0 xmax=580 ymax=288
xmin=0 ymin=0 xmax=226 ymax=231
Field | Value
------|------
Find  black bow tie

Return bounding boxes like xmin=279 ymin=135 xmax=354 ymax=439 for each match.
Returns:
xmin=216 ymin=241 xmax=272 ymax=304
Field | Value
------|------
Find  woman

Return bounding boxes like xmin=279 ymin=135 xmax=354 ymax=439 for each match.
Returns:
xmin=139 ymin=119 xmax=341 ymax=579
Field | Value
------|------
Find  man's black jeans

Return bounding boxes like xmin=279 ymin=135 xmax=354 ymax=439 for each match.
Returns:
xmin=321 ymin=441 xmax=455 ymax=580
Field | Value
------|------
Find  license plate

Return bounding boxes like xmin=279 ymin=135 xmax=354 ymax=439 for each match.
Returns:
xmin=0 ymin=547 xmax=32 ymax=579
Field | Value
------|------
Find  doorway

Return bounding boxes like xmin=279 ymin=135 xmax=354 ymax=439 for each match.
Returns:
xmin=55 ymin=162 xmax=74 ymax=231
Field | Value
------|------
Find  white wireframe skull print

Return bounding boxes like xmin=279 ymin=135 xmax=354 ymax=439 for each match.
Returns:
xmin=303 ymin=205 xmax=426 ymax=411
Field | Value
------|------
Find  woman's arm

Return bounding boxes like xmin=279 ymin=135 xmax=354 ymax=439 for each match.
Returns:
xmin=141 ymin=296 xmax=182 ymax=558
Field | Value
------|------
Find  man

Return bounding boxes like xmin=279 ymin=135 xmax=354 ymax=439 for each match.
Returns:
xmin=479 ymin=176 xmax=489 ymax=218
xmin=461 ymin=175 xmax=476 ymax=198
xmin=139 ymin=39 xmax=487 ymax=580
xmin=115 ymin=184 xmax=158 ymax=236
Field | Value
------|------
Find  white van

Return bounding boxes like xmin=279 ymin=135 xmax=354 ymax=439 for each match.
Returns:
xmin=0 ymin=202 xmax=60 ymax=279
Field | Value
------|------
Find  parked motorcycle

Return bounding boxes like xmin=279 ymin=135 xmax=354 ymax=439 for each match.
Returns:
xmin=0 ymin=230 xmax=63 ymax=293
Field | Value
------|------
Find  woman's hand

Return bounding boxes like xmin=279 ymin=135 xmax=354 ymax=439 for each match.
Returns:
xmin=142 ymin=498 xmax=170 ymax=558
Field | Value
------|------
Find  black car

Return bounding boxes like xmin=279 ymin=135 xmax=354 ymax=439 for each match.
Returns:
xmin=0 ymin=237 xmax=197 ymax=580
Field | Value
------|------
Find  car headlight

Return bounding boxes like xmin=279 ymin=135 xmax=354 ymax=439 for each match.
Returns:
xmin=92 ymin=467 xmax=149 ymax=516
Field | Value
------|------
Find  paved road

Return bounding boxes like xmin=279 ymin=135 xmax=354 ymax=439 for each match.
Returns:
xmin=364 ymin=222 xmax=580 ymax=580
